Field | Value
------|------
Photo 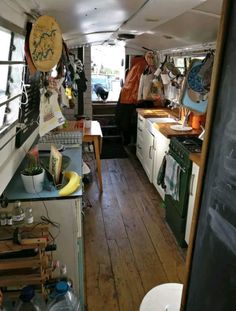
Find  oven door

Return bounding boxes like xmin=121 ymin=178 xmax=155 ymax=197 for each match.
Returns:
xmin=165 ymin=149 xmax=192 ymax=217
xmin=164 ymin=149 xmax=192 ymax=247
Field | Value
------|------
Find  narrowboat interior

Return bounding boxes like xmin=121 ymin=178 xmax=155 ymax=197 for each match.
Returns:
xmin=0 ymin=0 xmax=235 ymax=310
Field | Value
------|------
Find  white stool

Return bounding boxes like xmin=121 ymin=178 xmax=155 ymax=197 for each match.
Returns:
xmin=139 ymin=283 xmax=183 ymax=311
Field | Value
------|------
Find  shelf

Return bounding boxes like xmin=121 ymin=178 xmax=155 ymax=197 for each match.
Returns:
xmin=93 ymin=114 xmax=116 ymax=118
xmin=101 ymin=125 xmax=118 ymax=129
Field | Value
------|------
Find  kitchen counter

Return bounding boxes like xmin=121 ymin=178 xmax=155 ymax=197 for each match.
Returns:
xmin=189 ymin=153 xmax=202 ymax=167
xmin=153 ymin=123 xmax=201 ymax=138
xmin=4 ymin=146 xmax=83 ymax=201
xmin=136 ymin=107 xmax=179 ymax=119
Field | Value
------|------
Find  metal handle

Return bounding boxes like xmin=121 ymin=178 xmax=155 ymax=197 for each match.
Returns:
xmin=189 ymin=173 xmax=195 ymax=195
xmin=149 ymin=145 xmax=153 ymax=159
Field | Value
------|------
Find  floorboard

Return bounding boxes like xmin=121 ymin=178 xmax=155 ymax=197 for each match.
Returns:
xmin=84 ymin=147 xmax=186 ymax=311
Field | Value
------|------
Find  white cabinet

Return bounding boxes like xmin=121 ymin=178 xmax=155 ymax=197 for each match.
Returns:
xmin=185 ymin=163 xmax=199 ymax=244
xmin=136 ymin=114 xmax=145 ymax=163
xmin=142 ymin=127 xmax=155 ymax=181
xmin=152 ymin=130 xmax=170 ymax=199
xmin=136 ymin=114 xmax=155 ymax=181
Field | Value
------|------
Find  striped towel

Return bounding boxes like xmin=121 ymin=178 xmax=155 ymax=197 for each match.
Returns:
xmin=164 ymin=154 xmax=181 ymax=201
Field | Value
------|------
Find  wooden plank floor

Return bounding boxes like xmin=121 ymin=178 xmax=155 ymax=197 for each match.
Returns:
xmin=84 ymin=147 xmax=186 ymax=311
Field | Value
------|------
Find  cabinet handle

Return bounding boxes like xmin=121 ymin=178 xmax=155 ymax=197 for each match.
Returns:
xmin=189 ymin=174 xmax=195 ymax=195
xmin=149 ymin=146 xmax=152 ymax=159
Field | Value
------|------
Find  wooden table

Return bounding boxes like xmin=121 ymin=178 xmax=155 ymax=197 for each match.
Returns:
xmin=83 ymin=121 xmax=103 ymax=192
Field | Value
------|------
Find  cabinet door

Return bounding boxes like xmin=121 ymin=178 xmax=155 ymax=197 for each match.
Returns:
xmin=137 ymin=114 xmax=145 ymax=131
xmin=142 ymin=127 xmax=154 ymax=181
xmin=136 ymin=114 xmax=145 ymax=163
xmin=152 ymin=131 xmax=170 ymax=199
xmin=185 ymin=163 xmax=199 ymax=244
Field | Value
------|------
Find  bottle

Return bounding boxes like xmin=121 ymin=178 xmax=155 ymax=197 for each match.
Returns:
xmin=59 ymin=264 xmax=73 ymax=287
xmin=0 ymin=289 xmax=13 ymax=311
xmin=12 ymin=201 xmax=25 ymax=225
xmin=14 ymin=286 xmax=46 ymax=311
xmin=25 ymin=207 xmax=34 ymax=225
xmin=47 ymin=281 xmax=80 ymax=311
xmin=0 ymin=213 xmax=7 ymax=226
xmin=6 ymin=213 xmax=13 ymax=226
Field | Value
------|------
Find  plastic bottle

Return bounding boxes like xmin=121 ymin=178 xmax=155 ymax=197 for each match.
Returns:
xmin=14 ymin=286 xmax=46 ymax=311
xmin=25 ymin=207 xmax=34 ymax=224
xmin=12 ymin=201 xmax=25 ymax=225
xmin=47 ymin=281 xmax=80 ymax=311
xmin=0 ymin=213 xmax=7 ymax=226
xmin=6 ymin=212 xmax=13 ymax=226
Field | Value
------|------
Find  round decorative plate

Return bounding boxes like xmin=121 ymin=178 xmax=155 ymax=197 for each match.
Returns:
xmin=170 ymin=124 xmax=192 ymax=132
xmin=29 ymin=15 xmax=62 ymax=72
xmin=187 ymin=87 xmax=201 ymax=103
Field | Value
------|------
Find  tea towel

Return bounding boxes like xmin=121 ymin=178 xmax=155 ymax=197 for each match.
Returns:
xmin=164 ymin=154 xmax=181 ymax=201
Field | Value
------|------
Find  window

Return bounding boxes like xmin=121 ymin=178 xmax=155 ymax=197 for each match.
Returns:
xmin=0 ymin=26 xmax=25 ymax=135
xmin=91 ymin=45 xmax=125 ymax=101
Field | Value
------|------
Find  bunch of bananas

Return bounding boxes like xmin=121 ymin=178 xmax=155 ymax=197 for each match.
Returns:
xmin=59 ymin=171 xmax=81 ymax=196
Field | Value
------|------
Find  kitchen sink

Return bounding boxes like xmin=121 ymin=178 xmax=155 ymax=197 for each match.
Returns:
xmin=146 ymin=117 xmax=178 ymax=134
xmin=147 ymin=117 xmax=177 ymax=123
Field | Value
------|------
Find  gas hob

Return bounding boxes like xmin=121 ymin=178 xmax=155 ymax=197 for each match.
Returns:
xmin=174 ymin=136 xmax=203 ymax=153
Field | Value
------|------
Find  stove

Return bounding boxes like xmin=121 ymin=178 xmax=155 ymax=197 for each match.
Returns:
xmin=171 ymin=136 xmax=203 ymax=154
xmin=164 ymin=136 xmax=202 ymax=247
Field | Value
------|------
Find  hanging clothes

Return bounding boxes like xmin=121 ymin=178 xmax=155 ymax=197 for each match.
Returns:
xmin=119 ymin=57 xmax=147 ymax=104
xmin=137 ymin=51 xmax=157 ymax=102
xmin=138 ymin=66 xmax=155 ymax=101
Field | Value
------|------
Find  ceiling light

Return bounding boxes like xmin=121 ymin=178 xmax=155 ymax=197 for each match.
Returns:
xmin=145 ymin=18 xmax=160 ymax=22
xmin=118 ymin=33 xmax=136 ymax=40
xmin=163 ymin=35 xmax=173 ymax=40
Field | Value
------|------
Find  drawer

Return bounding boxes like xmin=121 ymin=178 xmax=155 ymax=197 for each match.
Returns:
xmin=137 ymin=114 xmax=145 ymax=130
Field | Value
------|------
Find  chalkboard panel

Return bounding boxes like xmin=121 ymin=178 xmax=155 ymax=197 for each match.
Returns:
xmin=185 ymin=1 xmax=236 ymax=310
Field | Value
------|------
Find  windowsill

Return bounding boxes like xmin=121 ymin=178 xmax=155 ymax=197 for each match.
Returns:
xmin=92 ymin=100 xmax=118 ymax=104
xmin=0 ymin=120 xmax=18 ymax=139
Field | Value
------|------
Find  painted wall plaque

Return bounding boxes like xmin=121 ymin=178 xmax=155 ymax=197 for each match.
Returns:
xmin=29 ymin=15 xmax=62 ymax=72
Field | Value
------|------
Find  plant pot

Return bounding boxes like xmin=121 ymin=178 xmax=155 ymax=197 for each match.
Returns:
xmin=21 ymin=169 xmax=45 ymax=193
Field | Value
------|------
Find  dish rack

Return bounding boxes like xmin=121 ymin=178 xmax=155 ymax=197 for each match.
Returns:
xmin=38 ymin=121 xmax=83 ymax=147
xmin=38 ymin=131 xmax=83 ymax=147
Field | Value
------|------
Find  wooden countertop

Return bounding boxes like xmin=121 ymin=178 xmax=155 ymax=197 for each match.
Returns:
xmin=189 ymin=153 xmax=202 ymax=167
xmin=153 ymin=123 xmax=201 ymax=138
xmin=136 ymin=108 xmax=176 ymax=118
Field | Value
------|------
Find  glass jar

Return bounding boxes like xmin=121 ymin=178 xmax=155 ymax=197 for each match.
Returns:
xmin=12 ymin=201 xmax=25 ymax=225
xmin=25 ymin=207 xmax=34 ymax=224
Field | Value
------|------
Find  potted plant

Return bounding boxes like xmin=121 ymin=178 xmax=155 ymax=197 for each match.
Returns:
xmin=21 ymin=146 xmax=45 ymax=193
